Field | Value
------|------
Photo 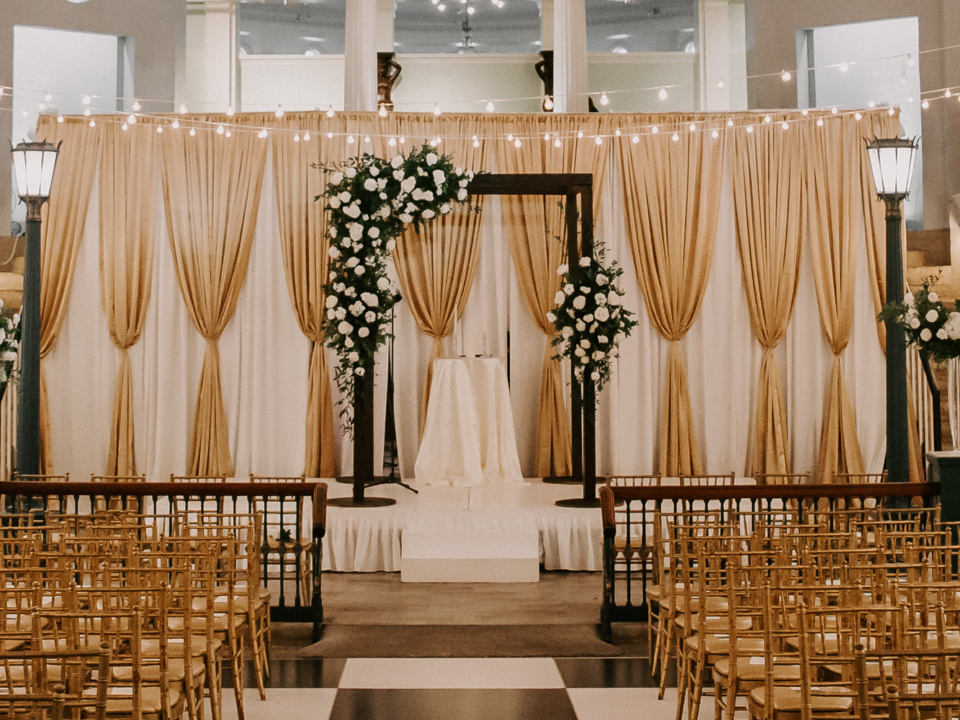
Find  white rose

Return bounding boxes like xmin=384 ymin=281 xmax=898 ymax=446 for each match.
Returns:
xmin=399 ymin=214 xmax=413 ymax=223
xmin=904 ymin=292 xmax=915 ymax=304
xmin=458 ymin=189 xmax=467 ymax=201
xmin=938 ymin=329 xmax=948 ymax=339
xmin=592 ymin=351 xmax=605 ymax=361
xmin=338 ymin=191 xmax=351 ymax=203
xmin=335 ymin=283 xmax=346 ymax=292
xmin=433 ymin=170 xmax=446 ymax=184
xmin=564 ymin=284 xmax=574 ymax=295
xmin=378 ymin=179 xmax=387 ymax=189
xmin=392 ymin=155 xmax=404 ymax=168
xmin=377 ymin=277 xmax=390 ymax=290
xmin=355 ymin=266 xmax=365 ymax=276
xmin=926 ymin=309 xmax=939 ymax=323
xmin=589 ymin=323 xmax=598 ymax=333
xmin=362 ymin=293 xmax=379 ymax=307
xmin=331 ymin=171 xmax=344 ymax=184
xmin=921 ymin=328 xmax=932 ymax=342
xmin=580 ymin=339 xmax=590 ymax=349
xmin=596 ymin=274 xmax=609 ymax=286
xmin=338 ymin=321 xmax=353 ymax=335
xmin=546 ymin=312 xmax=557 ymax=323
xmin=584 ymin=314 xmax=594 ymax=323
xmin=595 ymin=294 xmax=607 ymax=306
xmin=562 ymin=326 xmax=574 ymax=339
xmin=579 ymin=257 xmax=591 ymax=267
xmin=424 ymin=190 xmax=434 ymax=202
xmin=412 ymin=188 xmax=424 ymax=201
xmin=575 ymin=347 xmax=585 ymax=357
xmin=365 ymin=311 xmax=376 ymax=323
xmin=350 ymin=303 xmax=363 ymax=316
xmin=386 ymin=240 xmax=397 ymax=251
xmin=576 ymin=320 xmax=586 ymax=332
xmin=595 ymin=307 xmax=610 ymax=322
xmin=363 ymin=178 xmax=377 ymax=191
xmin=329 ymin=226 xmax=338 ymax=238
xmin=401 ymin=177 xmax=416 ymax=193
xmin=355 ymin=367 xmax=365 ymax=376
xmin=326 ymin=296 xmax=338 ymax=308
xmin=591 ymin=371 xmax=600 ymax=381
xmin=572 ymin=296 xmax=586 ymax=310
xmin=598 ymin=335 xmax=609 ymax=344
xmin=368 ymin=227 xmax=380 ymax=239
xmin=456 ymin=167 xmax=463 ymax=175
xmin=580 ymin=286 xmax=591 ymax=294
xmin=911 ymin=318 xmax=921 ymax=329
xmin=328 ymin=247 xmax=340 ymax=258
xmin=581 ymin=356 xmax=589 ymax=364
xmin=422 ymin=209 xmax=435 ymax=219
xmin=344 ymin=167 xmax=357 ymax=178
xmin=329 ymin=272 xmax=336 ymax=281
xmin=358 ymin=327 xmax=370 ymax=338
xmin=327 ymin=309 xmax=336 ymax=320
xmin=344 ymin=204 xmax=361 ymax=218
xmin=929 ymin=292 xmax=939 ymax=302
xmin=329 ymin=197 xmax=341 ymax=209
xmin=557 ymin=264 xmax=568 ymax=276
xmin=345 ymin=338 xmax=354 ymax=348
xmin=380 ymin=193 xmax=387 ymax=200
xmin=406 ymin=203 xmax=418 ymax=213
xmin=346 ymin=257 xmax=359 ymax=268
xmin=393 ymin=170 xmax=405 ymax=181
xmin=335 ymin=308 xmax=346 ymax=320
xmin=426 ymin=153 xmax=438 ymax=165
xmin=440 ymin=204 xmax=451 ymax=214
xmin=348 ymin=352 xmax=359 ymax=363
xmin=350 ymin=224 xmax=364 ymax=240
xmin=554 ymin=291 xmax=565 ymax=305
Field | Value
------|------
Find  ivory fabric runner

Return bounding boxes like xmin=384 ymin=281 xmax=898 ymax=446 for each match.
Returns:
xmin=415 ymin=358 xmax=523 ymax=487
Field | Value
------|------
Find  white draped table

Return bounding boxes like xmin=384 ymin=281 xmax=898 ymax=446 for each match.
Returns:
xmin=415 ymin=357 xmax=524 ymax=487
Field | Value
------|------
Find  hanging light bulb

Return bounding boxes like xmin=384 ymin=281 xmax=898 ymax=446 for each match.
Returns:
xmin=89 ymin=119 xmax=96 ymax=127
xmin=189 ymin=128 xmax=196 ymax=136
xmin=227 ymin=106 xmax=235 ymax=117
xmin=831 ymin=106 xmax=838 ymax=114
xmin=781 ymin=70 xmax=792 ymax=82
xmin=599 ymin=91 xmax=609 ymax=106
xmin=347 ymin=134 xmax=355 ymax=144
xmin=379 ymin=104 xmax=388 ymax=117
xmin=172 ymin=119 xmax=180 ymax=129
xmin=389 ymin=137 xmax=397 ymax=146
xmin=226 ymin=130 xmax=232 ymax=137
xmin=400 ymin=136 xmax=406 ymax=144
xmin=294 ymin=134 xmax=300 ymax=142
xmin=83 ymin=108 xmax=92 ymax=117
xmin=507 ymin=133 xmax=514 ymax=141
xmin=671 ymin=132 xmax=679 ymax=142
xmin=179 ymin=103 xmax=188 ymax=114
xmin=577 ymin=130 xmax=584 ymax=138
xmin=711 ymin=129 xmax=719 ymax=138
xmin=888 ymin=106 xmax=896 ymax=116
xmin=327 ymin=105 xmax=336 ymax=117
xmin=38 ymin=102 xmax=46 ymax=112
xmin=554 ymin=137 xmax=561 ymax=148
xmin=122 ymin=122 xmax=128 ymax=131
xmin=474 ymin=138 xmax=481 ymax=148
xmin=275 ymin=105 xmax=284 ymax=118
xmin=746 ymin=125 xmax=753 ymax=133
xmin=689 ymin=122 xmax=696 ymax=132
xmin=433 ymin=103 xmax=442 ymax=116
xmin=217 ymin=124 xmax=225 ymax=135
xmin=544 ymin=132 xmax=550 ymax=141
xmin=82 ymin=95 xmax=91 ymax=106
xmin=614 ymin=128 xmax=621 ymax=137
xmin=258 ymin=128 xmax=268 ymax=138
xmin=716 ymin=80 xmax=725 ymax=89
xmin=514 ymin=138 xmax=522 ymax=148
xmin=727 ymin=118 xmax=734 ymax=127
xmin=595 ymin=135 xmax=602 ymax=145
xmin=486 ymin=100 xmax=495 ymax=112
xmin=854 ymin=112 xmax=862 ymax=121
xmin=763 ymin=115 xmax=771 ymax=123
xmin=838 ymin=62 xmax=850 ymax=72
xmin=132 ymin=99 xmax=142 ymax=112
xmin=303 ymin=132 xmax=311 ymax=141
xmin=801 ymin=108 xmax=809 ymax=116
xmin=631 ymin=135 xmax=639 ymax=144
xmin=364 ymin=135 xmax=371 ymax=143
xmin=907 ymin=54 xmax=916 ymax=67
xmin=658 ymin=86 xmax=668 ymax=101
xmin=438 ymin=3 xmax=446 ymax=10
xmin=44 ymin=92 xmax=52 ymax=102
xmin=328 ymin=132 xmax=334 ymax=138
xmin=781 ymin=121 xmax=789 ymax=130
xmin=868 ymin=101 xmax=877 ymax=108
xmin=56 ymin=115 xmax=64 ymax=124
xmin=156 ymin=126 xmax=163 ymax=134
xmin=817 ymin=117 xmax=824 ymax=127
xmin=922 ymin=98 xmax=930 ymax=109
xmin=126 ymin=114 xmax=136 ymax=124
xmin=652 ymin=125 xmax=659 ymax=134
xmin=947 ymin=89 xmax=954 ymax=98
xmin=543 ymin=95 xmax=554 ymax=111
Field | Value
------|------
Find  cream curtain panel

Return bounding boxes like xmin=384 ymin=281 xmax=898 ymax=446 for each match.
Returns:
xmin=384 ymin=118 xmax=492 ymax=435
xmin=272 ymin=115 xmax=344 ymax=478
xmin=98 ymin=123 xmax=158 ymax=476
xmin=804 ymin=117 xmax=865 ymax=482
xmin=494 ymin=114 xmax=609 ymax=478
xmin=730 ymin=116 xmax=804 ymax=477
xmin=39 ymin=110 xmax=895 ymax=485
xmin=35 ymin=118 xmax=101 ymax=473
xmin=619 ymin=115 xmax=725 ymax=476
xmin=160 ymin=117 xmax=268 ymax=476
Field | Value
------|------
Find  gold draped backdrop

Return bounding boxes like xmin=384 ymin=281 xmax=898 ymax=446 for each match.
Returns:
xmin=35 ymin=108 xmax=907 ymax=481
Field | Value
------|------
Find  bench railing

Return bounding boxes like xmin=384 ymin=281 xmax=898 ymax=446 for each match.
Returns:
xmin=0 ymin=479 xmax=328 ymax=639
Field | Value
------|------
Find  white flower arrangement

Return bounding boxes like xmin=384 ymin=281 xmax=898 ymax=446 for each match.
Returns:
xmin=547 ymin=241 xmax=637 ymax=391
xmin=879 ymin=276 xmax=960 ymax=363
xmin=320 ymin=144 xmax=476 ymax=429
xmin=0 ymin=301 xmax=20 ymax=394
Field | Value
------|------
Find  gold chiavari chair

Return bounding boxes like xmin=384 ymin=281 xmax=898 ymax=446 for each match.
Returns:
xmin=9 ymin=473 xmax=69 ymax=516
xmin=90 ymin=474 xmax=148 ymax=514
xmin=0 ymin=644 xmax=111 ymax=720
xmin=679 ymin=472 xmax=736 ymax=487
xmin=753 ymin=473 xmax=811 ymax=486
xmin=169 ymin=476 xmax=228 ymax=516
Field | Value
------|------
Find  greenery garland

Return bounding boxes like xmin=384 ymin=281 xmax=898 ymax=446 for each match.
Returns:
xmin=548 ymin=240 xmax=637 ymax=392
xmin=878 ymin=275 xmax=960 ymax=363
xmin=319 ymin=144 xmax=475 ymax=429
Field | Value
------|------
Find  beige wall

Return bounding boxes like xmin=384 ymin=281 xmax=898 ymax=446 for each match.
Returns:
xmin=0 ymin=0 xmax=185 ymax=233
xmin=744 ymin=0 xmax=960 ymax=230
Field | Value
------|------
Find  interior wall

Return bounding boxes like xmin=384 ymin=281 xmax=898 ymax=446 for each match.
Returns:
xmin=744 ymin=0 xmax=960 ymax=230
xmin=0 ymin=0 xmax=186 ymax=234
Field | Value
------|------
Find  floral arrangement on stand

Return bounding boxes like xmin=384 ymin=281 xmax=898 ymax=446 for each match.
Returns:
xmin=878 ymin=276 xmax=960 ymax=362
xmin=547 ymin=241 xmax=637 ymax=392
xmin=0 ymin=302 xmax=20 ymax=400
xmin=320 ymin=144 xmax=475 ymax=430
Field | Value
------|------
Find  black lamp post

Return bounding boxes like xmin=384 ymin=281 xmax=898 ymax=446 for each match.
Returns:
xmin=866 ymin=136 xmax=919 ymax=484
xmin=10 ymin=140 xmax=60 ymax=478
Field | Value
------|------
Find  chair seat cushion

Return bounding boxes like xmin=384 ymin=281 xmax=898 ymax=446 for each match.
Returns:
xmin=749 ymin=686 xmax=853 ymax=713
xmin=713 ymin=657 xmax=800 ymax=682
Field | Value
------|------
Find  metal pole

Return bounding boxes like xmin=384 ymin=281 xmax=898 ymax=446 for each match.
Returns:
xmin=16 ymin=199 xmax=43 ymax=478
xmin=884 ymin=197 xmax=909 ymax=484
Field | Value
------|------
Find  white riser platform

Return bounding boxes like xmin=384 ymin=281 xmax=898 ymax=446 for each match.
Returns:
xmin=400 ymin=528 xmax=540 ymax=583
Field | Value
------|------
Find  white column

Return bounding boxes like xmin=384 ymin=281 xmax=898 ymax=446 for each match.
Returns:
xmin=553 ymin=0 xmax=587 ymax=113
xmin=345 ymin=0 xmax=378 ymax=112
xmin=377 ymin=0 xmax=395 ymax=53
xmin=190 ymin=0 xmax=238 ymax=113
xmin=698 ymin=0 xmax=732 ymax=111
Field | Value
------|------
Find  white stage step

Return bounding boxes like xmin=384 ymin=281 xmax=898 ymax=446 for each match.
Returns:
xmin=400 ymin=528 xmax=540 ymax=583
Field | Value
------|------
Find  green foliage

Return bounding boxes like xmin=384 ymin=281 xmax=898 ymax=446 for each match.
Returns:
xmin=878 ymin=275 xmax=960 ymax=363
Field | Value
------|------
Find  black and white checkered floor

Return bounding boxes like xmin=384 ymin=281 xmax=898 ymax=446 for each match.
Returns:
xmin=223 ymin=657 xmax=712 ymax=720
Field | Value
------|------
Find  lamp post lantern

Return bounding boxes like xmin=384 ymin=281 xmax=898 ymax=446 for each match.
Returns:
xmin=10 ymin=140 xmax=59 ymax=478
xmin=866 ymin=136 xmax=919 ymax=484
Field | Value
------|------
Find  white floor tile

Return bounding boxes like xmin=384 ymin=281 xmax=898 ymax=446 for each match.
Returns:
xmin=339 ymin=658 xmax=565 ymax=689
xmin=568 ymin=688 xmax=713 ymax=720
xmin=214 ymin=689 xmax=337 ymax=720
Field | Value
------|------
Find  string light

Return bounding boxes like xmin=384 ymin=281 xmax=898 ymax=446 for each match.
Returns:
xmin=781 ymin=70 xmax=792 ymax=82
xmin=132 ymin=99 xmax=142 ymax=112
xmin=57 ymin=115 xmax=64 ymax=123
xmin=764 ymin=115 xmax=771 ymax=123
xmin=507 ymin=133 xmax=514 ymax=141
xmin=474 ymin=137 xmax=481 ymax=148
xmin=327 ymin=105 xmax=336 ymax=117
xmin=631 ymin=135 xmax=639 ymax=144
xmin=327 ymin=132 xmax=334 ymax=138
xmin=652 ymin=126 xmax=659 ymax=134
xmin=711 ymin=129 xmax=719 ymax=138
xmin=544 ymin=132 xmax=550 ymax=141
xmin=554 ymin=137 xmax=561 ymax=147
xmin=577 ymin=130 xmax=584 ymax=138
xmin=946 ymin=89 xmax=953 ymax=98
xmin=514 ymin=138 xmax=521 ymax=148
xmin=347 ymin=134 xmax=355 ymax=144
xmin=599 ymin=91 xmax=610 ymax=106
xmin=716 ymin=80 xmax=725 ymax=89
xmin=868 ymin=101 xmax=877 ymax=108
xmin=855 ymin=112 xmax=862 ymax=120
xmin=817 ymin=117 xmax=824 ymax=126
xmin=379 ymin=104 xmax=387 ymax=117
xmin=122 ymin=123 xmax=128 ymax=131
xmin=44 ymin=92 xmax=52 ymax=102
xmin=801 ymin=109 xmax=809 ymax=116
xmin=727 ymin=118 xmax=734 ymax=127
xmin=614 ymin=128 xmax=621 ymax=137
xmin=888 ymin=106 xmax=896 ymax=115
xmin=226 ymin=130 xmax=232 ymax=138
xmin=294 ymin=134 xmax=300 ymax=142
xmin=82 ymin=95 xmax=91 ymax=106
xmin=83 ymin=108 xmax=91 ymax=117
xmin=658 ymin=86 xmax=668 ymax=101
xmin=689 ymin=123 xmax=696 ymax=132
xmin=172 ymin=119 xmax=179 ymax=129
xmin=389 ymin=136 xmax=397 ymax=146
xmin=543 ymin=96 xmax=554 ymax=111
xmin=486 ymin=100 xmax=495 ymax=112
xmin=156 ymin=126 xmax=163 ymax=134
xmin=189 ymin=128 xmax=196 ymax=136
xmin=781 ymin=121 xmax=789 ymax=130
xmin=217 ymin=124 xmax=225 ymax=135
xmin=922 ymin=99 xmax=930 ymax=109
xmin=179 ymin=104 xmax=188 ymax=114
xmin=907 ymin=54 xmax=916 ymax=67
xmin=303 ymin=132 xmax=311 ymax=141
xmin=365 ymin=135 xmax=371 ymax=143
xmin=400 ymin=136 xmax=406 ymax=144
xmin=595 ymin=135 xmax=602 ymax=145
xmin=746 ymin=125 xmax=753 ymax=133
xmin=227 ymin=106 xmax=235 ymax=117
xmin=275 ymin=105 xmax=284 ymax=118
xmin=89 ymin=119 xmax=96 ymax=127
xmin=127 ymin=114 xmax=136 ymax=124
xmin=433 ymin=103 xmax=442 ymax=116
xmin=838 ymin=62 xmax=850 ymax=72
xmin=258 ymin=128 xmax=268 ymax=138
xmin=671 ymin=132 xmax=679 ymax=142
xmin=831 ymin=106 xmax=838 ymax=114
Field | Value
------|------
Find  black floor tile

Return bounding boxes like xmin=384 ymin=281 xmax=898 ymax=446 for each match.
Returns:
xmin=329 ymin=689 xmax=578 ymax=720
xmin=223 ymin=658 xmax=346 ymax=689
xmin=555 ymin=658 xmax=660 ymax=688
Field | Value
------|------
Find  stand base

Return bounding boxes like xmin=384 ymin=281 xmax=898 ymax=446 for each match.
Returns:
xmin=336 ymin=476 xmax=418 ymax=494
xmin=555 ymin=498 xmax=601 ymax=509
xmin=328 ymin=496 xmax=397 ymax=508
xmin=542 ymin=476 xmax=581 ymax=485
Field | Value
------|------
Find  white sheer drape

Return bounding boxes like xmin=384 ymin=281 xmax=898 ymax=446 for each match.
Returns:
xmin=46 ymin=140 xmax=886 ymax=481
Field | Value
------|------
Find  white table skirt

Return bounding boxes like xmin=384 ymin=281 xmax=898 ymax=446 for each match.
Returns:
xmin=415 ymin=357 xmax=523 ymax=487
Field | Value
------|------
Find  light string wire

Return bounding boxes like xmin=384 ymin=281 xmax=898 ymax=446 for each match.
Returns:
xmin=0 ymin=42 xmax=958 ymax=117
